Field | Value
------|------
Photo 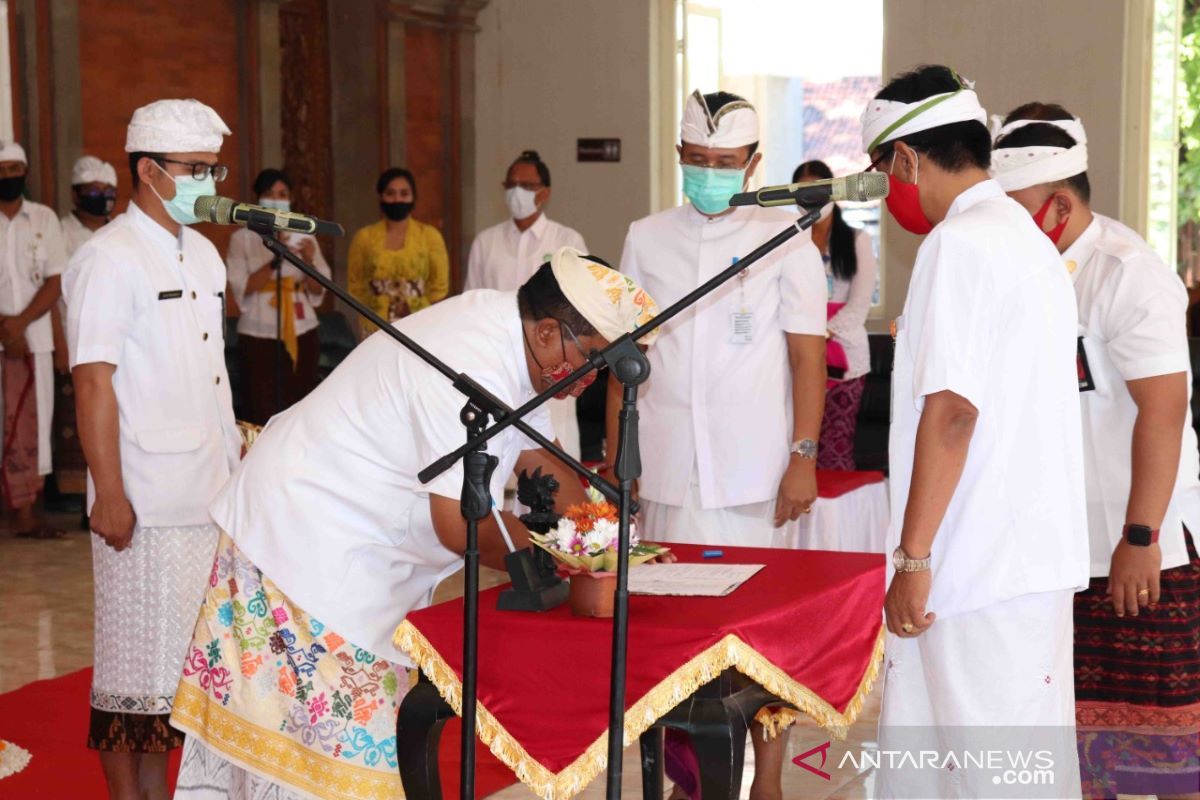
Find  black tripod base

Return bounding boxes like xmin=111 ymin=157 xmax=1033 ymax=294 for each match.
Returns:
xmin=496 ymin=549 xmax=568 ymax=611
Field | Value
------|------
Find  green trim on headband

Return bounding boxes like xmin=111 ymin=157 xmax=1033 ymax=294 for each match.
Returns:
xmin=867 ymin=89 xmax=962 ymax=153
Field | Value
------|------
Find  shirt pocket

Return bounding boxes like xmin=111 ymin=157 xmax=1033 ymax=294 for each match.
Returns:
xmin=135 ymin=425 xmax=205 ymax=454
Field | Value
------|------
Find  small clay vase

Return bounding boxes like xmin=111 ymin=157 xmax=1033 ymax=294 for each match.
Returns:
xmin=567 ymin=572 xmax=617 ymax=618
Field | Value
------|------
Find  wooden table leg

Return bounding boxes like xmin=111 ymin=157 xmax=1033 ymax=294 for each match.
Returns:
xmin=396 ymin=676 xmax=455 ymax=800
xmin=640 ymin=726 xmax=664 ymax=799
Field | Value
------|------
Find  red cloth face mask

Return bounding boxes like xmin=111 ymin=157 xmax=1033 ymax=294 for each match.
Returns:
xmin=1032 ymin=194 xmax=1068 ymax=245
xmin=884 ymin=151 xmax=933 ymax=235
xmin=525 ymin=321 xmax=596 ymax=400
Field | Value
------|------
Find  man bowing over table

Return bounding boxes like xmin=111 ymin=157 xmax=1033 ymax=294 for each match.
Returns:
xmin=170 ymin=247 xmax=660 ymax=800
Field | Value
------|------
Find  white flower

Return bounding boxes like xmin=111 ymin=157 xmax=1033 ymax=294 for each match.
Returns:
xmin=584 ymin=519 xmax=620 ymax=553
xmin=551 ymin=518 xmax=578 ymax=551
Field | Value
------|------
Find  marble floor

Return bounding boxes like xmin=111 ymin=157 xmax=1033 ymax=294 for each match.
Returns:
xmin=0 ymin=521 xmax=880 ymax=798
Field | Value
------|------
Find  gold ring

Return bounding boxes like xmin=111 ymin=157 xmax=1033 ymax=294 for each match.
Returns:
xmin=1137 ymin=589 xmax=1150 ymax=597
xmin=901 ymin=622 xmax=914 ymax=634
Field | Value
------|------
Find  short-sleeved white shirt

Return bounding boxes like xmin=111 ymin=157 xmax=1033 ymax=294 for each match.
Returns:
xmin=0 ymin=200 xmax=67 ymax=353
xmin=225 ymin=227 xmax=331 ymax=339
xmin=211 ymin=290 xmax=555 ymax=663
xmin=60 ymin=211 xmax=97 ymax=258
xmin=64 ymin=201 xmax=240 ymax=527
xmin=620 ymin=203 xmax=827 ymax=509
xmin=1066 ymin=214 xmax=1200 ymax=575
xmin=464 ymin=214 xmax=586 ymax=292
xmin=888 ymin=180 xmax=1089 ymax=618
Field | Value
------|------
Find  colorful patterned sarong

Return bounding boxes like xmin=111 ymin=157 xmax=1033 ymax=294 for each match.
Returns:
xmin=1074 ymin=531 xmax=1200 ymax=798
xmin=171 ymin=532 xmax=410 ymax=800
xmin=1 ymin=352 xmax=40 ymax=510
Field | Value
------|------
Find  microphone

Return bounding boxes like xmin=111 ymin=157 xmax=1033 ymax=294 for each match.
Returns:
xmin=193 ymin=196 xmax=345 ymax=237
xmin=729 ymin=172 xmax=889 ymax=208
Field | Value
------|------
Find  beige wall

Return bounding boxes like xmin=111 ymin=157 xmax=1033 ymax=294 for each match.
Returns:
xmin=472 ymin=0 xmax=657 ymax=267
xmin=877 ymin=0 xmax=1134 ymax=325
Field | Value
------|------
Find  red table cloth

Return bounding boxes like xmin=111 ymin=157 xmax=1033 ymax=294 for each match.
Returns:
xmin=817 ymin=468 xmax=885 ymax=499
xmin=394 ymin=544 xmax=885 ymax=799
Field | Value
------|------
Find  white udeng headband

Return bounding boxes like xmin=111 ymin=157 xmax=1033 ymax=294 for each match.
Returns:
xmin=860 ymin=88 xmax=987 ymax=153
xmin=990 ymin=116 xmax=1089 ymax=191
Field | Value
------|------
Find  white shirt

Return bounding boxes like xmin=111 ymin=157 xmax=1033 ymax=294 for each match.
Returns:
xmin=0 ymin=200 xmax=67 ymax=353
xmin=64 ymin=201 xmax=240 ymax=527
xmin=888 ymin=180 xmax=1089 ymax=618
xmin=464 ymin=214 xmax=586 ymax=291
xmin=225 ymin=227 xmax=331 ymax=338
xmin=60 ymin=211 xmax=98 ymax=258
xmin=210 ymin=290 xmax=554 ymax=663
xmin=621 ymin=204 xmax=827 ymax=509
xmin=826 ymin=229 xmax=878 ymax=380
xmin=1065 ymin=213 xmax=1200 ymax=576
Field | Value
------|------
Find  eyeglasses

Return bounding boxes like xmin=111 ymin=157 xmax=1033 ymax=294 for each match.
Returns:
xmin=863 ymin=149 xmax=892 ymax=173
xmin=503 ymin=180 xmax=544 ymax=192
xmin=156 ymin=157 xmax=229 ymax=183
xmin=678 ymin=156 xmax=752 ymax=170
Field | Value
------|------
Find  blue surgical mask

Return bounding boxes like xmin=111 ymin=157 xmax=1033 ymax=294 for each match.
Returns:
xmin=681 ymin=164 xmax=746 ymax=215
xmin=151 ymin=161 xmax=215 ymax=225
xmin=259 ymin=197 xmax=291 ymax=213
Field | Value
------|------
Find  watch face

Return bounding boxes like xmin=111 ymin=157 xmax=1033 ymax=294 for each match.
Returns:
xmin=892 ymin=547 xmax=905 ymax=570
xmin=1126 ymin=525 xmax=1153 ymax=546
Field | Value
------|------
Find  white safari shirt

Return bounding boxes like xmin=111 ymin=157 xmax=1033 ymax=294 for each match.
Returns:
xmin=1065 ymin=214 xmax=1200 ymax=576
xmin=210 ymin=290 xmax=554 ymax=663
xmin=64 ymin=201 xmax=240 ymax=527
xmin=60 ymin=211 xmax=98 ymax=258
xmin=464 ymin=214 xmax=586 ymax=291
xmin=888 ymin=180 xmax=1089 ymax=618
xmin=620 ymin=203 xmax=826 ymax=509
xmin=0 ymin=200 xmax=67 ymax=354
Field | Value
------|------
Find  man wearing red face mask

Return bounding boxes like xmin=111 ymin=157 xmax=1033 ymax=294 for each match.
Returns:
xmin=863 ymin=67 xmax=1089 ymax=797
xmin=995 ymin=103 xmax=1200 ymax=799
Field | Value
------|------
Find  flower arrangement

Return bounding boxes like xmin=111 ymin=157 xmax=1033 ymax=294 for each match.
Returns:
xmin=529 ymin=501 xmax=668 ymax=573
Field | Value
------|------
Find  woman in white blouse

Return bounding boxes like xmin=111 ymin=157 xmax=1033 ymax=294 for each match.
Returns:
xmin=226 ymin=168 xmax=331 ymax=424
xmin=793 ymin=160 xmax=878 ymax=470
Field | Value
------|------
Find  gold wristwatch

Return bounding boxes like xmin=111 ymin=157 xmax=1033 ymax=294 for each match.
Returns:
xmin=892 ymin=546 xmax=931 ymax=573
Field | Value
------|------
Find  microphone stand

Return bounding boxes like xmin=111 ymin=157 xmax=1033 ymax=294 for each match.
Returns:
xmin=421 ymin=205 xmax=824 ymax=798
xmin=273 ymin=238 xmax=283 ymax=418
xmin=241 ymin=209 xmax=635 ymax=798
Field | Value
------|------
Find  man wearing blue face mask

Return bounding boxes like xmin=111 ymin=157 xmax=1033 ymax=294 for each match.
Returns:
xmin=609 ymin=89 xmax=827 ymax=800
xmin=64 ymin=98 xmax=241 ymax=799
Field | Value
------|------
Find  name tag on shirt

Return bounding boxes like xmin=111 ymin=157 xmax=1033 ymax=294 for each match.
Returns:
xmin=158 ymin=290 xmax=183 ymax=300
xmin=1077 ymin=337 xmax=1095 ymax=392
xmin=730 ymin=310 xmax=754 ymax=344
xmin=295 ymin=301 xmax=306 ymax=321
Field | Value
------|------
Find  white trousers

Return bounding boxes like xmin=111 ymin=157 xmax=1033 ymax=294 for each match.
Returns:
xmin=876 ymin=589 xmax=1082 ymax=799
xmin=0 ymin=351 xmax=53 ymax=476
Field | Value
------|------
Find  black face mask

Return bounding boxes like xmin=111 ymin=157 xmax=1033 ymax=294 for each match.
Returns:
xmin=0 ymin=175 xmax=25 ymax=202
xmin=78 ymin=192 xmax=114 ymax=217
xmin=380 ymin=201 xmax=414 ymax=222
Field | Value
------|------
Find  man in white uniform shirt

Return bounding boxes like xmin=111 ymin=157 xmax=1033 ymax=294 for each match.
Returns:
xmin=65 ymin=99 xmax=240 ymax=798
xmin=862 ymin=67 xmax=1089 ymax=797
xmin=995 ymin=103 xmax=1200 ymax=799
xmin=52 ymin=156 xmax=117 ymax=498
xmin=466 ymin=150 xmax=588 ymax=459
xmin=0 ymin=141 xmax=67 ymax=539
xmin=170 ymin=248 xmax=660 ymax=799
xmin=614 ymin=89 xmax=827 ymax=800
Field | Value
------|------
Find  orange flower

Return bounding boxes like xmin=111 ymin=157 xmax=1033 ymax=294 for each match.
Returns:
xmin=278 ymin=666 xmax=296 ymax=697
xmin=562 ymin=501 xmax=618 ymax=533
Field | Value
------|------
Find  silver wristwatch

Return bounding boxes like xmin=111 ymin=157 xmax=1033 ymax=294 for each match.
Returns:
xmin=892 ymin=546 xmax=931 ymax=573
xmin=789 ymin=438 xmax=818 ymax=460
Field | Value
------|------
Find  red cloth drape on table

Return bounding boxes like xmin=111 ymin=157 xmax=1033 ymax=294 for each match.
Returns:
xmin=395 ymin=544 xmax=885 ymax=798
xmin=816 ymin=469 xmax=884 ymax=499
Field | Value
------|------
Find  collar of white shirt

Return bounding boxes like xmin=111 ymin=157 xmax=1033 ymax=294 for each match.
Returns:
xmin=509 ymin=212 xmax=548 ymax=241
xmin=684 ymin=203 xmax=746 ymax=227
xmin=1060 ymin=216 xmax=1102 ymax=280
xmin=944 ymin=178 xmax=1005 ymax=221
xmin=0 ymin=200 xmax=31 ymax=225
xmin=128 ymin=198 xmax=183 ymax=253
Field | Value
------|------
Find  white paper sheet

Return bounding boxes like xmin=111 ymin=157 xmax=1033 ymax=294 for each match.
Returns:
xmin=627 ymin=563 xmax=765 ymax=597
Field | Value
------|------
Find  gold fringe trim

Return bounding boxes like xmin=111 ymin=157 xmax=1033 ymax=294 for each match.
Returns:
xmin=393 ymin=621 xmax=885 ymax=800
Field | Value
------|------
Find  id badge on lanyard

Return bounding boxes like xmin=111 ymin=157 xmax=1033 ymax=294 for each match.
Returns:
xmin=729 ymin=257 xmax=753 ymax=345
